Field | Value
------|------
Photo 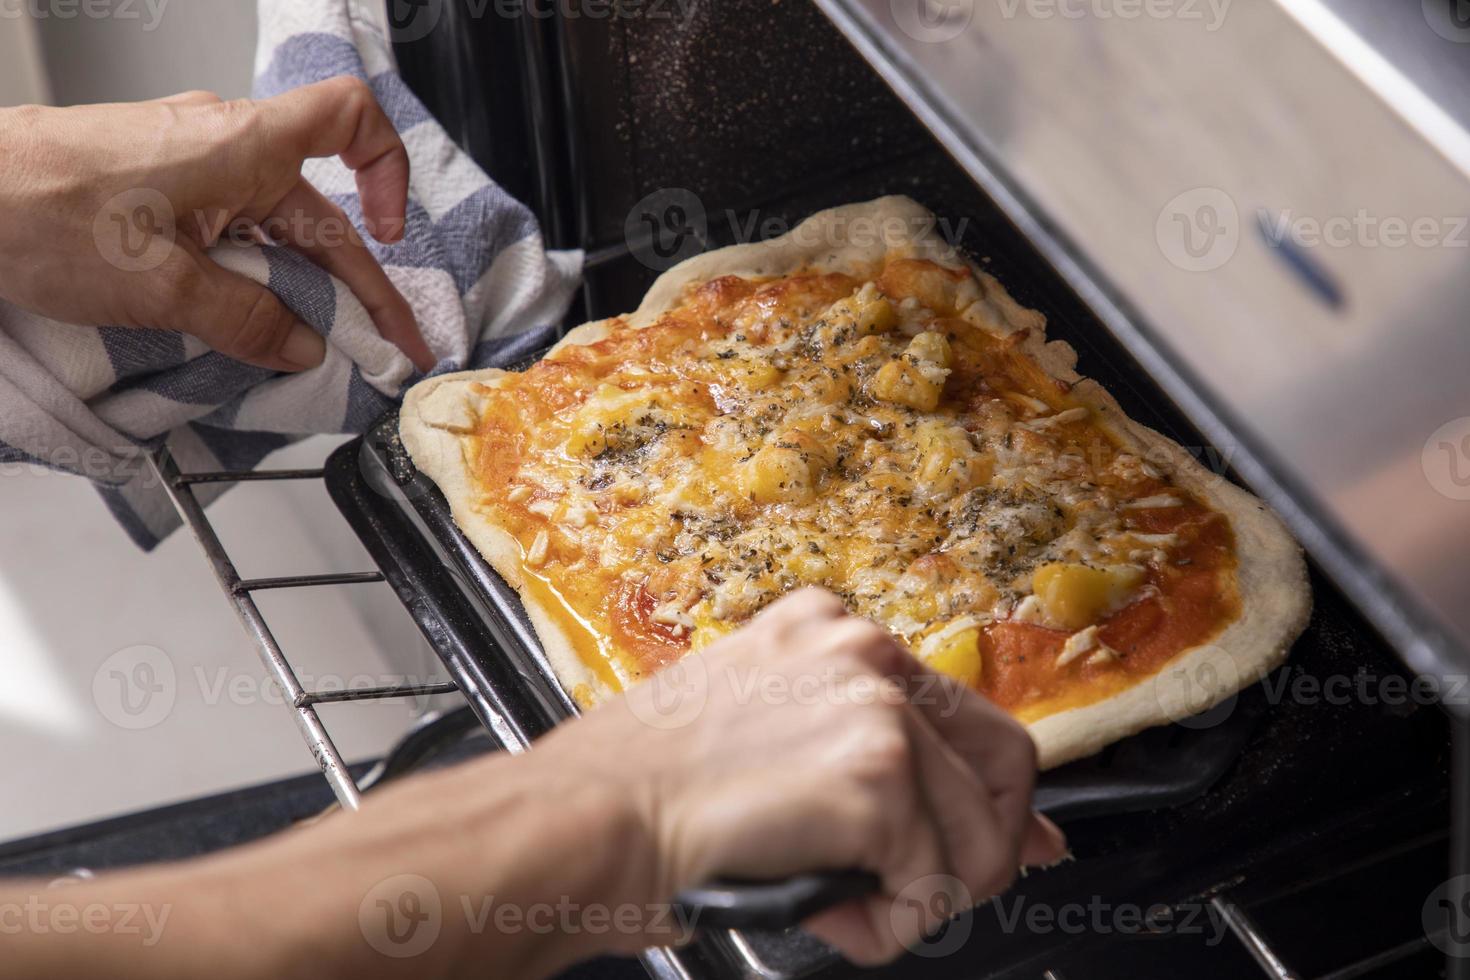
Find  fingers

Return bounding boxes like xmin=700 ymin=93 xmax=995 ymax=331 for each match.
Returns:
xmin=907 ymin=679 xmax=1053 ymax=870
xmin=268 ymin=181 xmax=434 ymax=372
xmin=1020 ymin=811 xmax=1069 ymax=868
xmin=627 ymin=590 xmax=1061 ymax=967
xmin=900 ymin=706 xmax=1015 ymax=900
xmin=154 ymin=242 xmax=325 ymax=372
xmin=261 ymin=76 xmax=410 ymax=243
xmin=785 ymin=599 xmax=1066 ymax=874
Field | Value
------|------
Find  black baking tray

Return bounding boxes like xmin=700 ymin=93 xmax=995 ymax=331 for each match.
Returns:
xmin=326 ymin=406 xmax=1271 ymax=975
xmin=329 ymin=409 xmax=1269 ymax=820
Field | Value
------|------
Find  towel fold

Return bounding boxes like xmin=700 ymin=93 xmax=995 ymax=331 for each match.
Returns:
xmin=0 ymin=0 xmax=581 ymax=548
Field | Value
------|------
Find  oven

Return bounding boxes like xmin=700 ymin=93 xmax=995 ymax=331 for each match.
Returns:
xmin=386 ymin=2 xmax=1470 ymax=976
xmin=388 ymin=3 xmax=1469 ymax=975
xmin=3 ymin=2 xmax=1463 ymax=978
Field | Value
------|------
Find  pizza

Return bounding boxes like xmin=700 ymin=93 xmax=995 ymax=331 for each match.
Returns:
xmin=401 ymin=196 xmax=1310 ymax=769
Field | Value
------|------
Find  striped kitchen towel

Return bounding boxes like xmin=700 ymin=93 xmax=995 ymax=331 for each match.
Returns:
xmin=0 ymin=0 xmax=581 ymax=548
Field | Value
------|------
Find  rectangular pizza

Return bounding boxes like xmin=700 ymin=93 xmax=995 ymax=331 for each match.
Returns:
xmin=400 ymin=196 xmax=1310 ymax=769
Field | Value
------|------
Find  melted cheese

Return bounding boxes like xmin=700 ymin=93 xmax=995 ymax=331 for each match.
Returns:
xmin=464 ymin=258 xmax=1241 ymax=718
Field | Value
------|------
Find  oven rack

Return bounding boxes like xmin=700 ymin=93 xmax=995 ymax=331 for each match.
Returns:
xmin=146 ymin=446 xmax=461 ymax=813
xmin=146 ymin=443 xmax=717 ymax=980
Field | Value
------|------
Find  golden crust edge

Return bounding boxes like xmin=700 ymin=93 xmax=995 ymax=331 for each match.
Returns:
xmin=400 ymin=195 xmax=1311 ymax=764
xmin=399 ymin=373 xmax=614 ymax=709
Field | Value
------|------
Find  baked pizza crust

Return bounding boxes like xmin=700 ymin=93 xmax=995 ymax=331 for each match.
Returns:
xmin=401 ymin=195 xmax=1311 ymax=769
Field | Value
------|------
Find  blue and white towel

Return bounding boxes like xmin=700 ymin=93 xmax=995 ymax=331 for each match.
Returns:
xmin=0 ymin=0 xmax=582 ymax=548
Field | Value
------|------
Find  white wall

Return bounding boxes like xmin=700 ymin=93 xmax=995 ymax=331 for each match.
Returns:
xmin=32 ymin=0 xmax=258 ymax=105
xmin=0 ymin=12 xmax=51 ymax=105
xmin=0 ymin=437 xmax=452 ymax=843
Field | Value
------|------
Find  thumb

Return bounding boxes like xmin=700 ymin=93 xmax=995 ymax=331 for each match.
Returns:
xmin=161 ymin=246 xmax=326 ymax=372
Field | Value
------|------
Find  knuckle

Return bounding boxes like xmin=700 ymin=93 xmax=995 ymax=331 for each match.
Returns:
xmin=222 ymin=290 xmax=289 ymax=363
xmin=827 ymin=620 xmax=910 ymax=675
xmin=206 ymin=97 xmax=264 ymax=148
xmin=989 ymin=713 xmax=1039 ymax=775
xmin=831 ymin=793 xmax=888 ymax=851
xmin=1010 ymin=728 xmax=1040 ymax=776
xmin=772 ymin=587 xmax=846 ymax=621
xmin=961 ymin=833 xmax=1018 ymax=899
xmin=822 ymin=617 xmax=885 ymax=654
xmin=324 ymin=74 xmax=373 ymax=109
xmin=849 ymin=716 xmax=914 ymax=785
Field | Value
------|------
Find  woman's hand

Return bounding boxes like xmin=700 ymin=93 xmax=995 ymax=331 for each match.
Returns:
xmin=0 ymin=590 xmax=1063 ymax=978
xmin=543 ymin=588 xmax=1067 ymax=964
xmin=0 ymin=78 xmax=433 ymax=372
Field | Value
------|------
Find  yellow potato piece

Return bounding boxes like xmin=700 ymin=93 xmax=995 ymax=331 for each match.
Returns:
xmin=741 ymin=445 xmax=814 ymax=504
xmin=689 ymin=616 xmax=735 ymax=652
xmin=926 ymin=627 xmax=983 ymax=687
xmin=734 ymin=356 xmax=782 ymax=391
xmin=564 ymin=423 xmax=607 ymax=457
xmin=823 ymin=282 xmax=897 ymax=337
xmin=906 ymin=330 xmax=953 ymax=369
xmin=1031 ymin=562 xmax=1145 ymax=631
xmin=872 ymin=359 xmax=943 ymax=412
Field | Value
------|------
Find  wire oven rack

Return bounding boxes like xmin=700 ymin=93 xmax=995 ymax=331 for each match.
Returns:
xmin=145 ymin=444 xmax=723 ymax=980
xmin=146 ymin=446 xmax=461 ymax=813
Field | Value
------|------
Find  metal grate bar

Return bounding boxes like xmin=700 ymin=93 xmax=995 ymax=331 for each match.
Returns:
xmin=149 ymin=450 xmax=366 ymax=811
xmin=1210 ymin=896 xmax=1300 ymax=980
xmin=1317 ymin=934 xmax=1437 ymax=980
xmin=300 ymin=683 xmax=459 ymax=706
xmin=175 ymin=468 xmax=325 ymax=485
xmin=235 ymin=572 xmax=385 ymax=592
